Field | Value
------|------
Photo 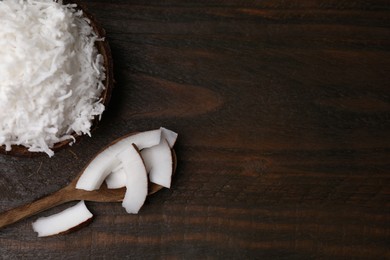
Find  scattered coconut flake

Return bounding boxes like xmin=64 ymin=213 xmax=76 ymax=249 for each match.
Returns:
xmin=32 ymin=201 xmax=93 ymax=237
xmin=118 ymin=144 xmax=148 ymax=214
xmin=0 ymin=0 xmax=106 ymax=156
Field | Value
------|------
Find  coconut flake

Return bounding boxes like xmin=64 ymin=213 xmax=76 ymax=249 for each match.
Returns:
xmin=0 ymin=0 xmax=106 ymax=156
xmin=32 ymin=201 xmax=93 ymax=237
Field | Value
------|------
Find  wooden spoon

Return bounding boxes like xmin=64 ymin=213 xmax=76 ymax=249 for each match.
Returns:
xmin=0 ymin=143 xmax=177 ymax=229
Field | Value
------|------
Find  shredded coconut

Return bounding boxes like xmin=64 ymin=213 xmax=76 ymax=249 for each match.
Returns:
xmin=0 ymin=0 xmax=106 ymax=156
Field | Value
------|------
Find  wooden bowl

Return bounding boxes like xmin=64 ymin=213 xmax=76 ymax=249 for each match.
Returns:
xmin=0 ymin=1 xmax=114 ymax=157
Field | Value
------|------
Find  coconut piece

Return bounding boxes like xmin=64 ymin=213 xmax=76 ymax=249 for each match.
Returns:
xmin=76 ymin=129 xmax=161 ymax=191
xmin=105 ymin=167 xmax=126 ymax=189
xmin=117 ymin=144 xmax=148 ymax=214
xmin=32 ymin=201 xmax=93 ymax=237
xmin=105 ymin=128 xmax=177 ymax=189
xmin=160 ymin=127 xmax=178 ymax=148
xmin=141 ymin=139 xmax=173 ymax=188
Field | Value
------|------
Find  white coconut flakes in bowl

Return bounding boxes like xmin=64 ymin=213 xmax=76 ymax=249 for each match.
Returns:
xmin=0 ymin=0 xmax=113 ymax=157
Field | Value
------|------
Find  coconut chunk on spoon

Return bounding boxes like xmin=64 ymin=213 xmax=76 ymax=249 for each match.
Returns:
xmin=105 ymin=139 xmax=174 ymax=189
xmin=104 ymin=128 xmax=178 ymax=189
xmin=160 ymin=127 xmax=178 ymax=148
xmin=141 ymin=139 xmax=173 ymax=188
xmin=32 ymin=201 xmax=92 ymax=237
xmin=105 ymin=167 xmax=126 ymax=189
xmin=76 ymin=129 xmax=161 ymax=191
xmin=117 ymin=144 xmax=148 ymax=214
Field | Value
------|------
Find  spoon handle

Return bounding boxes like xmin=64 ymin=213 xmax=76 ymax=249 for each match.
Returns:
xmin=0 ymin=187 xmax=73 ymax=229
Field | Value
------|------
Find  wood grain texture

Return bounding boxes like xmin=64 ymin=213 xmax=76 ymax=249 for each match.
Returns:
xmin=1 ymin=0 xmax=389 ymax=259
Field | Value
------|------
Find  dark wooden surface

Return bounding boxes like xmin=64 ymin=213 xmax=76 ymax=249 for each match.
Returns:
xmin=1 ymin=0 xmax=389 ymax=259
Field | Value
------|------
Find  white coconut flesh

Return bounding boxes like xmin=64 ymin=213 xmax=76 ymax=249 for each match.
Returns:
xmin=160 ymin=127 xmax=178 ymax=148
xmin=32 ymin=201 xmax=93 ymax=237
xmin=117 ymin=144 xmax=148 ymax=214
xmin=0 ymin=0 xmax=107 ymax=157
xmin=104 ymin=135 xmax=176 ymax=189
xmin=76 ymin=129 xmax=162 ymax=191
xmin=141 ymin=139 xmax=173 ymax=188
xmin=105 ymin=167 xmax=126 ymax=189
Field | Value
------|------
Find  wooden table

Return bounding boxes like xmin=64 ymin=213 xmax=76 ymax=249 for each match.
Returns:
xmin=1 ymin=0 xmax=389 ymax=258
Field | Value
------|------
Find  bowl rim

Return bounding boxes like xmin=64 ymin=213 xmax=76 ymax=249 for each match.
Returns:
xmin=0 ymin=0 xmax=114 ymax=157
